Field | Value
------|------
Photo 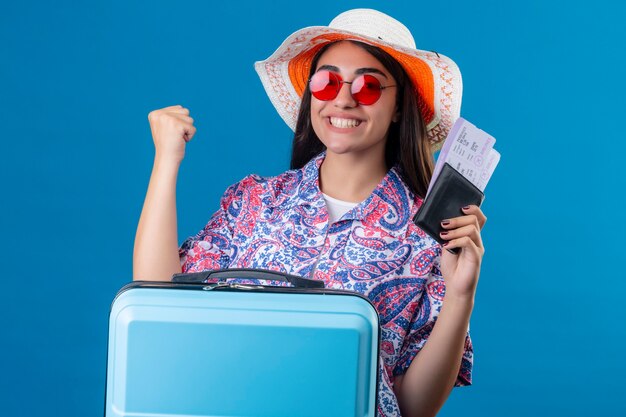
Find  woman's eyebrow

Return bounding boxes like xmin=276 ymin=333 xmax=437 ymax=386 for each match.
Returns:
xmin=355 ymin=67 xmax=388 ymax=78
xmin=317 ymin=64 xmax=340 ymax=72
xmin=316 ymin=65 xmax=388 ymax=79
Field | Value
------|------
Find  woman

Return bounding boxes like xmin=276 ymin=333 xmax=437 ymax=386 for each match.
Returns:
xmin=133 ymin=9 xmax=486 ymax=417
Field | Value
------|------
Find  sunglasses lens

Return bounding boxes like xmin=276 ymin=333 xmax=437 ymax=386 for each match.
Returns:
xmin=309 ymin=71 xmax=340 ymax=101
xmin=351 ymin=74 xmax=382 ymax=105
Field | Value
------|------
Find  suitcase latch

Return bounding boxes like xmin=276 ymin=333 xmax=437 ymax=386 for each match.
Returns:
xmin=202 ymin=281 xmax=265 ymax=291
xmin=202 ymin=282 xmax=230 ymax=291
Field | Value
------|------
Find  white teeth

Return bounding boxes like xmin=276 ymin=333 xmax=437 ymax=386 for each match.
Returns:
xmin=330 ymin=117 xmax=361 ymax=128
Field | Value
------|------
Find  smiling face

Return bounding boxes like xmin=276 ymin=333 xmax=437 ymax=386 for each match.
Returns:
xmin=310 ymin=41 xmax=399 ymax=160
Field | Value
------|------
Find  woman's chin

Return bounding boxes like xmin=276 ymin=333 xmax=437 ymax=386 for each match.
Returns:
xmin=324 ymin=144 xmax=357 ymax=156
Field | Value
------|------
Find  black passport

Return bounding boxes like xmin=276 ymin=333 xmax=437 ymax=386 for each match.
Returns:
xmin=413 ymin=163 xmax=484 ymax=254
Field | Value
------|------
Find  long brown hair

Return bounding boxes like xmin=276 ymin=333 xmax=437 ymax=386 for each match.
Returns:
xmin=290 ymin=40 xmax=434 ymax=198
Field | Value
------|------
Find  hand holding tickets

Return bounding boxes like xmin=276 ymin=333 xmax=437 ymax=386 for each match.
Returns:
xmin=414 ymin=118 xmax=500 ymax=253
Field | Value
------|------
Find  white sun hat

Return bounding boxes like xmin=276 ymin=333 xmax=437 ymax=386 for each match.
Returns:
xmin=254 ymin=8 xmax=463 ymax=150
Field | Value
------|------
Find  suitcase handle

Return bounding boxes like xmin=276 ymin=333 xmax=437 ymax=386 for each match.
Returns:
xmin=171 ymin=268 xmax=324 ymax=289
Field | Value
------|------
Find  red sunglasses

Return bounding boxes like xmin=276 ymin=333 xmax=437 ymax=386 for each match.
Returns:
xmin=308 ymin=70 xmax=396 ymax=105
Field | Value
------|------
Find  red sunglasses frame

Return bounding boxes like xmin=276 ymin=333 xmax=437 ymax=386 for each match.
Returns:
xmin=308 ymin=70 xmax=396 ymax=105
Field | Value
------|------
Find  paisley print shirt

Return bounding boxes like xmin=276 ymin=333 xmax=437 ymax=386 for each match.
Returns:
xmin=179 ymin=152 xmax=473 ymax=416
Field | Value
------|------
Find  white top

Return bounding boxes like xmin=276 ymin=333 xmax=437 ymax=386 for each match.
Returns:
xmin=322 ymin=193 xmax=359 ymax=224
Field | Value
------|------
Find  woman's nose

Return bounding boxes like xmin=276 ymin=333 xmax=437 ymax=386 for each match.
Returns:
xmin=333 ymin=82 xmax=357 ymax=108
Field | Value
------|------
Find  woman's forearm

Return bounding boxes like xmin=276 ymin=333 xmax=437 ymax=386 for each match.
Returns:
xmin=133 ymin=156 xmax=183 ymax=281
xmin=395 ymin=295 xmax=474 ymax=417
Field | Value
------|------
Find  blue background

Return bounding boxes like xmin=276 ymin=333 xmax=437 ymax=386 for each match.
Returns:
xmin=1 ymin=0 xmax=624 ymax=416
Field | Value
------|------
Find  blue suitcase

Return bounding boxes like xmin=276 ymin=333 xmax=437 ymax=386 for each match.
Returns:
xmin=105 ymin=269 xmax=380 ymax=417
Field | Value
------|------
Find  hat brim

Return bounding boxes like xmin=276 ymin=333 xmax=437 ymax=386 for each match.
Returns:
xmin=255 ymin=26 xmax=462 ymax=151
